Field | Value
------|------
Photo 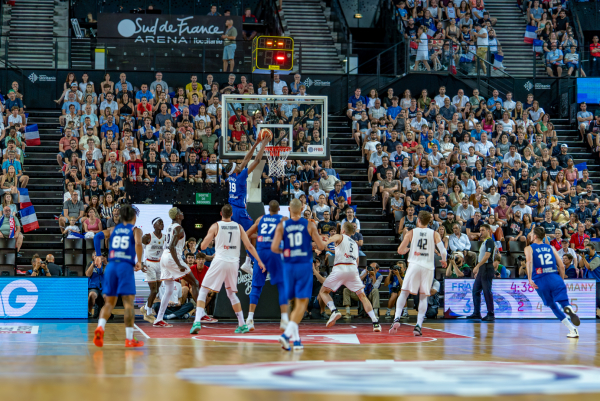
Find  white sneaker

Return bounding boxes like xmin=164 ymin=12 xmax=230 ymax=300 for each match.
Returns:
xmin=401 ymin=308 xmax=409 ymax=319
xmin=326 ymin=311 xmax=342 ymax=328
xmin=246 ymin=318 xmax=255 ymax=332
xmin=279 ymin=319 xmax=288 ymax=331
xmin=141 ymin=306 xmax=155 ymax=323
xmin=240 ymin=258 xmax=253 ymax=276
xmin=389 ymin=318 xmax=401 ymax=334
xmin=567 ymin=328 xmax=579 ymax=338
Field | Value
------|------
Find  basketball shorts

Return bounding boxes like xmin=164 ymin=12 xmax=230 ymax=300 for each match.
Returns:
xmin=323 ymin=267 xmax=365 ymax=293
xmin=284 ymin=262 xmax=313 ymax=300
xmin=401 ymin=263 xmax=434 ymax=295
xmin=231 ymin=205 xmax=253 ymax=231
xmin=201 ymin=257 xmax=239 ymax=292
xmin=534 ymin=274 xmax=569 ymax=307
xmin=253 ymin=247 xmax=285 ymax=286
xmin=160 ymin=252 xmax=190 ymax=281
xmin=144 ymin=260 xmax=161 ymax=282
xmin=103 ymin=261 xmax=136 ymax=297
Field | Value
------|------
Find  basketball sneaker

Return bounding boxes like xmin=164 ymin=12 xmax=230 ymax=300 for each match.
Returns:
xmin=200 ymin=315 xmax=218 ymax=323
xmin=153 ymin=320 xmax=173 ymax=328
xmin=240 ymin=258 xmax=253 ymax=276
xmin=246 ymin=318 xmax=255 ymax=331
xmin=279 ymin=334 xmax=291 ymax=351
xmin=564 ymin=305 xmax=580 ymax=326
xmin=293 ymin=341 xmax=304 ymax=352
xmin=141 ymin=306 xmax=155 ymax=323
xmin=235 ymin=325 xmax=250 ymax=334
xmin=413 ymin=325 xmax=422 ymax=336
xmin=280 ymin=319 xmax=288 ymax=331
xmin=93 ymin=326 xmax=104 ymax=347
xmin=389 ymin=318 xmax=401 ymax=334
xmin=326 ymin=311 xmax=342 ymax=328
xmin=373 ymin=322 xmax=382 ymax=332
xmin=189 ymin=322 xmax=202 ymax=334
xmin=567 ymin=328 xmax=579 ymax=338
xmin=125 ymin=338 xmax=144 ymax=348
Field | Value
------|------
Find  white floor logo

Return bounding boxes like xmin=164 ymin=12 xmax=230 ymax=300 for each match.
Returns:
xmin=0 ymin=280 xmax=38 ymax=317
xmin=178 ymin=360 xmax=600 ymax=395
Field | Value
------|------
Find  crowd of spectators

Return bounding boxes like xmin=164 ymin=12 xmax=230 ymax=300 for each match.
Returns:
xmin=525 ymin=0 xmax=584 ymax=77
xmin=390 ymin=0 xmax=504 ymax=73
xmin=349 ymin=83 xmax=600 ymax=283
xmin=0 ymin=81 xmax=30 ymax=255
xmin=53 ymin=71 xmax=331 ymax=241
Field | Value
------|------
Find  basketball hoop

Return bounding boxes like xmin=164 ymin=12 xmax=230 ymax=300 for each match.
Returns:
xmin=265 ymin=146 xmax=291 ymax=177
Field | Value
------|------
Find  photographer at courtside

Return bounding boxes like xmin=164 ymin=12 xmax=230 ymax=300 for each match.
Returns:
xmin=383 ymin=261 xmax=407 ymax=319
xmin=343 ymin=262 xmax=382 ymax=319
xmin=578 ymin=243 xmax=600 ymax=317
xmin=445 ymin=251 xmax=472 ymax=278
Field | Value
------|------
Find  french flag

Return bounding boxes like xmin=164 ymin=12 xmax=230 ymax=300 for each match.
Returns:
xmin=524 ymin=25 xmax=537 ymax=44
xmin=343 ymin=181 xmax=352 ymax=204
xmin=574 ymin=162 xmax=587 ymax=185
xmin=493 ymin=54 xmax=504 ymax=70
xmin=24 ymin=124 xmax=40 ymax=146
xmin=533 ymin=39 xmax=544 ymax=55
xmin=170 ymin=103 xmax=181 ymax=119
xmin=427 ymin=26 xmax=436 ymax=39
xmin=20 ymin=205 xmax=39 ymax=232
xmin=18 ymin=188 xmax=32 ymax=209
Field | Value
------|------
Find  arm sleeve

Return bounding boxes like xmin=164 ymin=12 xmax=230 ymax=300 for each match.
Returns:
xmin=436 ymin=241 xmax=448 ymax=261
xmin=93 ymin=231 xmax=105 ymax=257
xmin=373 ymin=274 xmax=383 ymax=289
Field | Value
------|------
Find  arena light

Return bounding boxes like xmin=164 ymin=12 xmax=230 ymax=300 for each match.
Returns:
xmin=354 ymin=13 xmax=362 ymax=18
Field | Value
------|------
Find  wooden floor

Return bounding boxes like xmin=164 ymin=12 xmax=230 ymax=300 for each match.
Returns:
xmin=0 ymin=319 xmax=599 ymax=400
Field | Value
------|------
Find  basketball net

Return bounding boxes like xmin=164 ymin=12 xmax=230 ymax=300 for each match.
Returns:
xmin=265 ymin=146 xmax=291 ymax=177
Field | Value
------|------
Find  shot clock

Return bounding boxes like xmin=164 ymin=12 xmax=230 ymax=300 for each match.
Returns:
xmin=444 ymin=279 xmax=597 ymax=319
xmin=252 ymin=36 xmax=294 ymax=71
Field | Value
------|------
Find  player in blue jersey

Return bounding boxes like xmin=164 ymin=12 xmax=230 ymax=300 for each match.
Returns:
xmin=227 ymin=136 xmax=269 ymax=275
xmin=93 ymin=204 xmax=145 ymax=348
xmin=245 ymin=200 xmax=289 ymax=331
xmin=525 ymin=226 xmax=580 ymax=338
xmin=271 ymin=199 xmax=326 ymax=351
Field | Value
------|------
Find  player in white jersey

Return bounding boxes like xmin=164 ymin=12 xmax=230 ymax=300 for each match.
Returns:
xmin=319 ymin=222 xmax=381 ymax=332
xmin=390 ymin=211 xmax=447 ymax=336
xmin=140 ymin=217 xmax=164 ymax=322
xmin=191 ymin=204 xmax=265 ymax=334
xmin=154 ymin=208 xmax=199 ymax=327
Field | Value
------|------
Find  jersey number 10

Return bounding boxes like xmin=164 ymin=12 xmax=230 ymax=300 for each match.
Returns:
xmin=287 ymin=232 xmax=303 ymax=247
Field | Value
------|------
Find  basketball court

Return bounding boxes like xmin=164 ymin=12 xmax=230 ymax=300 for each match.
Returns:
xmin=1 ymin=318 xmax=600 ymax=400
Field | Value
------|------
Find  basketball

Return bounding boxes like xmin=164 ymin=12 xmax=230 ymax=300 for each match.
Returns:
xmin=258 ymin=128 xmax=273 ymax=141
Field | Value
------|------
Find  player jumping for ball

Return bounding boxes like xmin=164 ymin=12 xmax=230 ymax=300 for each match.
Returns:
xmin=319 ymin=222 xmax=381 ymax=331
xmin=390 ymin=211 xmax=447 ymax=336
xmin=93 ymin=204 xmax=144 ymax=348
xmin=190 ymin=204 xmax=265 ymax=334
xmin=228 ymin=136 xmax=270 ymax=276
xmin=525 ymin=227 xmax=580 ymax=338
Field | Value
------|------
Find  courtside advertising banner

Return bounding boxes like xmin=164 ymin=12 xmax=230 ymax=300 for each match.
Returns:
xmin=0 ymin=278 xmax=87 ymax=319
xmin=445 ymin=279 xmax=597 ymax=319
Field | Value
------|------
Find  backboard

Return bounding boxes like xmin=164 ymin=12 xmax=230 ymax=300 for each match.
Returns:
xmin=218 ymin=94 xmax=329 ymax=161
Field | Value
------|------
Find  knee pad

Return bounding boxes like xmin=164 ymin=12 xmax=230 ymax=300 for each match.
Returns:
xmin=276 ymin=283 xmax=288 ymax=306
xmin=249 ymin=284 xmax=263 ymax=305
xmin=198 ymin=286 xmax=210 ymax=303
xmin=226 ymin=288 xmax=240 ymax=305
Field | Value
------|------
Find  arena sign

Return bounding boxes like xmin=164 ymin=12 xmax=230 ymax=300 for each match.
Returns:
xmin=97 ymin=15 xmax=242 ymax=45
xmin=178 ymin=360 xmax=600 ymax=396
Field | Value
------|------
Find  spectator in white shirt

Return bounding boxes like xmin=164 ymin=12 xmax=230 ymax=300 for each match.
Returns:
xmin=502 ymin=144 xmax=522 ymax=168
xmin=272 ymin=73 xmax=288 ymax=95
xmin=368 ymin=144 xmax=388 ymax=186
xmin=456 ymin=197 xmax=475 ymax=224
xmin=434 ymin=86 xmax=450 ymax=105
xmin=503 ymin=92 xmax=516 ymax=112
xmin=512 ymin=195 xmax=533 ymax=217
xmin=475 ymin=132 xmax=494 ymax=157
xmin=452 ymin=89 xmax=469 ymax=111
xmin=99 ymin=93 xmax=118 ymax=115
